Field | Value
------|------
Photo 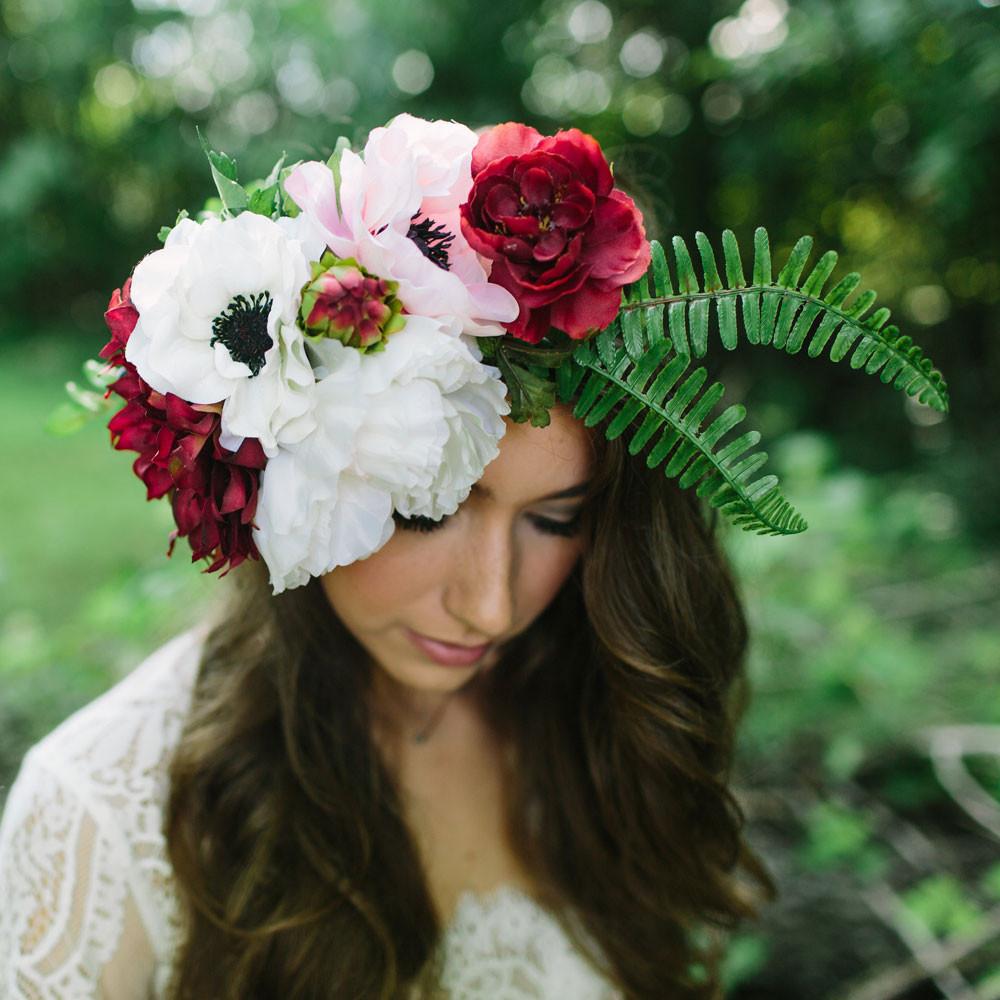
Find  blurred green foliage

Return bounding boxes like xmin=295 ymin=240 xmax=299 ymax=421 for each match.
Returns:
xmin=2 ymin=0 xmax=998 ymax=996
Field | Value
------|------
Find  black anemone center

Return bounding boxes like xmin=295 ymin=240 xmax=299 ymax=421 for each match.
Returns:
xmin=211 ymin=291 xmax=274 ymax=377
xmin=407 ymin=214 xmax=454 ymax=271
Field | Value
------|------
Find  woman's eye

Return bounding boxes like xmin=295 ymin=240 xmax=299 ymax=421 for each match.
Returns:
xmin=392 ymin=509 xmax=581 ymax=537
xmin=392 ymin=510 xmax=450 ymax=533
xmin=528 ymin=514 xmax=582 ymax=538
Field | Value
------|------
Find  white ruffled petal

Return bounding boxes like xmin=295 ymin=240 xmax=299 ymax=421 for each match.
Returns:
xmin=353 ymin=379 xmax=448 ymax=492
xmin=253 ymin=341 xmax=390 ymax=592
xmin=124 ymin=211 xmax=315 ymax=433
xmin=322 ymin=472 xmax=395 ymax=572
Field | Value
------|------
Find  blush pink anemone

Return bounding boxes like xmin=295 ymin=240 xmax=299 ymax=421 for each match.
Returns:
xmin=460 ymin=123 xmax=651 ymax=344
xmin=100 ymin=279 xmax=266 ymax=574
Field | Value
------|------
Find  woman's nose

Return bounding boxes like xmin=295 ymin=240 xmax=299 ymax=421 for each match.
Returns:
xmin=442 ymin=518 xmax=517 ymax=642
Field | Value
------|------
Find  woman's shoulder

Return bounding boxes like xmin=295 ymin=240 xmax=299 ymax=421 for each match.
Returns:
xmin=0 ymin=627 xmax=208 ymax=993
xmin=25 ymin=625 xmax=207 ymax=791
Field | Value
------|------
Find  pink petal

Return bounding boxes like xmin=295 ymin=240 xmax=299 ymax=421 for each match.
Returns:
xmin=533 ymin=229 xmax=567 ymax=262
xmin=551 ymin=200 xmax=590 ymax=231
xmin=537 ymin=129 xmax=613 ymax=197
xmin=580 ymin=191 xmax=651 ymax=283
xmin=520 ymin=167 xmax=552 ymax=207
xmin=549 ymin=283 xmax=623 ymax=339
xmin=504 ymin=216 xmax=541 ymax=237
xmin=283 ymin=161 xmax=355 ymax=247
xmin=484 ymin=183 xmax=521 ymax=221
xmin=471 ymin=122 xmax=543 ymax=176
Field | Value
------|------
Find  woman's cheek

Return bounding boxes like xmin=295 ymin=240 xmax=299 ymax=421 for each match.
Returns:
xmin=519 ymin=537 xmax=583 ymax=612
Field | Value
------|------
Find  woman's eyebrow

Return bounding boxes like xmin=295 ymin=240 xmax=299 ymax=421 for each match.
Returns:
xmin=471 ymin=481 xmax=591 ymax=502
xmin=537 ymin=481 xmax=591 ymax=501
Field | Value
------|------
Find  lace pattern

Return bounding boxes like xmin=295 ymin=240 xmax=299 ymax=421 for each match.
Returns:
xmin=0 ymin=629 xmax=623 ymax=999
xmin=429 ymin=886 xmax=624 ymax=999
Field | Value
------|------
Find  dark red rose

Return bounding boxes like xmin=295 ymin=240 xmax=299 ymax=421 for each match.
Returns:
xmin=100 ymin=281 xmax=266 ymax=575
xmin=460 ymin=123 xmax=651 ymax=344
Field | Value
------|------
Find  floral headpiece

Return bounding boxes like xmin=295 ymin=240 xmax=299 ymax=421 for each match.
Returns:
xmin=79 ymin=114 xmax=949 ymax=594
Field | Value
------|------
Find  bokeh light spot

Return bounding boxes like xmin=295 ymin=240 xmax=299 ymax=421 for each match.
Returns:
xmin=567 ymin=0 xmax=612 ymax=44
xmin=619 ymin=30 xmax=665 ymax=78
xmin=622 ymin=94 xmax=663 ymax=136
xmin=702 ymin=81 xmax=744 ymax=125
xmin=228 ymin=91 xmax=279 ymax=136
xmin=392 ymin=49 xmax=434 ymax=95
xmin=903 ymin=284 xmax=951 ymax=326
xmin=94 ymin=63 xmax=140 ymax=108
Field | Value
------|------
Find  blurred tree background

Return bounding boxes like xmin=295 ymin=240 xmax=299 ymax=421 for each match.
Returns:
xmin=1 ymin=0 xmax=998 ymax=995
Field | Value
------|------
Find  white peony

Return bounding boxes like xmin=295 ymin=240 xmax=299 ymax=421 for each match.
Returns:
xmin=252 ymin=319 xmax=510 ymax=593
xmin=352 ymin=317 xmax=511 ymax=519
xmin=125 ymin=211 xmax=318 ymax=456
xmin=252 ymin=341 xmax=396 ymax=594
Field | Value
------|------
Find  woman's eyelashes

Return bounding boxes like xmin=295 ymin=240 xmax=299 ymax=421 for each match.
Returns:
xmin=392 ymin=511 xmax=445 ymax=533
xmin=392 ymin=509 xmax=581 ymax=537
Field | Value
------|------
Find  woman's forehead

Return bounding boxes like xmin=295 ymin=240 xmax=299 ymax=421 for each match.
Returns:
xmin=477 ymin=410 xmax=593 ymax=504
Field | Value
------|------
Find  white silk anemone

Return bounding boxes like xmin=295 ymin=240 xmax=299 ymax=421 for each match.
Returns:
xmin=124 ymin=212 xmax=318 ymax=455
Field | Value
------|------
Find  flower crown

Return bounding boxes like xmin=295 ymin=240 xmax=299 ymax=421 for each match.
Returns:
xmin=80 ymin=114 xmax=949 ymax=594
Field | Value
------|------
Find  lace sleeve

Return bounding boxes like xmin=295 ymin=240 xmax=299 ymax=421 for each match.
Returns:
xmin=0 ymin=751 xmax=157 ymax=999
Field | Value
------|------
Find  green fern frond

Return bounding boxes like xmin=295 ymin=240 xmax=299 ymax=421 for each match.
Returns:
xmin=559 ymin=319 xmax=808 ymax=536
xmin=621 ymin=227 xmax=949 ymax=413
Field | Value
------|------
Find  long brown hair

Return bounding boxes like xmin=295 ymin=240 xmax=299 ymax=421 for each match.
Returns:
xmin=165 ymin=424 xmax=774 ymax=998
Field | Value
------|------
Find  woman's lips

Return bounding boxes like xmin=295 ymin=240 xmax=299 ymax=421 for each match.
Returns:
xmin=404 ymin=628 xmax=492 ymax=667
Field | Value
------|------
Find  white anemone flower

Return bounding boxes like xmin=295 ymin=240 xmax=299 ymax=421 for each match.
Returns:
xmin=283 ymin=113 xmax=518 ymax=337
xmin=125 ymin=211 xmax=318 ymax=456
xmin=252 ymin=319 xmax=510 ymax=594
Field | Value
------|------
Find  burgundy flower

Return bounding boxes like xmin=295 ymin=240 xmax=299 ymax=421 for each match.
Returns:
xmin=460 ymin=123 xmax=651 ymax=344
xmin=100 ymin=280 xmax=266 ymax=575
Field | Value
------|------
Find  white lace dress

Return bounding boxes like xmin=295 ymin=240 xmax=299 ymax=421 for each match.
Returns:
xmin=0 ymin=630 xmax=623 ymax=999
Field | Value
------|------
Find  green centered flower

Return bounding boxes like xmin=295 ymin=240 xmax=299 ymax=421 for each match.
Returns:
xmin=298 ymin=251 xmax=405 ymax=353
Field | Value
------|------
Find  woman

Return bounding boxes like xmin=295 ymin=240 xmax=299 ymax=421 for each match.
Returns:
xmin=0 ymin=113 xmax=947 ymax=998
xmin=0 ymin=401 xmax=767 ymax=999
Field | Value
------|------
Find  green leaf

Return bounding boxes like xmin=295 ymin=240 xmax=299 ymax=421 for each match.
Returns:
xmin=83 ymin=359 xmax=122 ymax=390
xmin=157 ymin=208 xmax=189 ymax=244
xmin=499 ymin=339 xmax=578 ymax=369
xmin=798 ymin=801 xmax=872 ymax=869
xmin=721 ymin=934 xmax=769 ymax=990
xmin=47 ymin=370 xmax=121 ymax=436
xmin=494 ymin=344 xmax=557 ymax=427
xmin=262 ymin=151 xmax=287 ymax=188
xmin=326 ymin=135 xmax=353 ymax=217
xmin=981 ymin=862 xmax=1000 ymax=901
xmin=277 ymin=162 xmax=302 ymax=217
xmin=244 ymin=154 xmax=287 ymax=218
xmin=618 ymin=230 xmax=949 ymax=413
xmin=45 ymin=401 xmax=93 ymax=435
xmin=196 ymin=125 xmax=247 ymax=216
xmin=247 ymin=183 xmax=279 ymax=217
xmin=535 ymin=226 xmax=952 ymax=537
xmin=568 ymin=319 xmax=806 ymax=536
xmin=903 ymin=875 xmax=985 ymax=938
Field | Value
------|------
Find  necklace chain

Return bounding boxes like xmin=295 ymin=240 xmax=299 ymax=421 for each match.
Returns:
xmin=410 ymin=665 xmax=485 ymax=744
xmin=411 ymin=694 xmax=452 ymax=743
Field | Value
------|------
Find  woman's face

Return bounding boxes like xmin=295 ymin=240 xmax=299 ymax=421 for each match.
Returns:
xmin=320 ymin=403 xmax=593 ymax=701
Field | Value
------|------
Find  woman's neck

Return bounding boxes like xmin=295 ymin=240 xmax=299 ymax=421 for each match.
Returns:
xmin=367 ymin=666 xmax=492 ymax=758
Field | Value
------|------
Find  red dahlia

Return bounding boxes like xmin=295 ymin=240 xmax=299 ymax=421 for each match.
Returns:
xmin=100 ymin=279 xmax=266 ymax=574
xmin=460 ymin=123 xmax=651 ymax=344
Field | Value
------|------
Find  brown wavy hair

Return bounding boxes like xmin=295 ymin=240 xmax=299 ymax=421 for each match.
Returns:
xmin=165 ymin=423 xmax=775 ymax=999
